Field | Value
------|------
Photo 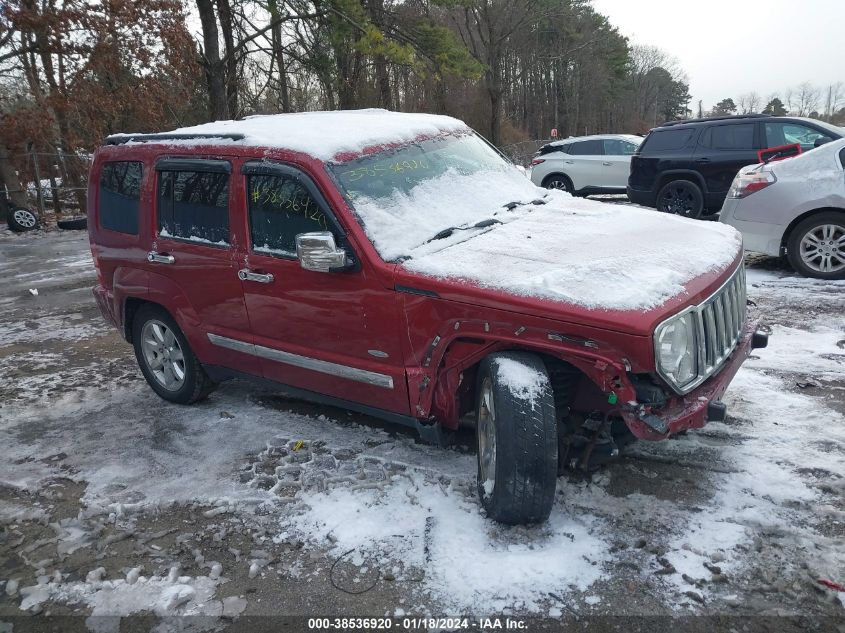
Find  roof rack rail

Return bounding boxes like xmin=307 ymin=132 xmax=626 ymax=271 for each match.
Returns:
xmin=659 ymin=114 xmax=773 ymax=127
xmin=104 ymin=133 xmax=246 ymax=145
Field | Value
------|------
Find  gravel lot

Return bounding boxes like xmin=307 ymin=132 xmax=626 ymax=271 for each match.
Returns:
xmin=0 ymin=226 xmax=843 ymax=632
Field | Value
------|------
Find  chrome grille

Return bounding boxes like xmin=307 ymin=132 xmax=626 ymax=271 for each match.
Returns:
xmin=658 ymin=265 xmax=747 ymax=394
xmin=697 ymin=266 xmax=746 ymax=377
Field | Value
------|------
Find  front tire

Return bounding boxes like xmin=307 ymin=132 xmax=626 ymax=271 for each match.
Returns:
xmin=7 ymin=206 xmax=39 ymax=232
xmin=132 ymin=305 xmax=217 ymax=404
xmin=786 ymin=211 xmax=845 ymax=280
xmin=656 ymin=180 xmax=704 ymax=219
xmin=476 ymin=352 xmax=558 ymax=525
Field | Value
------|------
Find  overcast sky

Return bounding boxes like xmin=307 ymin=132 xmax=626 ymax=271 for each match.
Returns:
xmin=591 ymin=0 xmax=844 ymax=111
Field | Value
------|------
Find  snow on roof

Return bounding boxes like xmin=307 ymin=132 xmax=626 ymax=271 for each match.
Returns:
xmin=115 ymin=110 xmax=470 ymax=161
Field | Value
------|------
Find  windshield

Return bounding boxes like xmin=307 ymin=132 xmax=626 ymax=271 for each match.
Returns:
xmin=328 ymin=133 xmax=540 ymax=261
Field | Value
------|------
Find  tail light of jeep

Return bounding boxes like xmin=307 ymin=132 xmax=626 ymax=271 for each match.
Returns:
xmin=727 ymin=170 xmax=776 ymax=199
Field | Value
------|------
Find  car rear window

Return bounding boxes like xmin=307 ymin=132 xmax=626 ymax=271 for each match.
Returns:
xmin=157 ymin=170 xmax=230 ymax=245
xmin=641 ymin=128 xmax=695 ymax=152
xmin=99 ymin=161 xmax=142 ymax=235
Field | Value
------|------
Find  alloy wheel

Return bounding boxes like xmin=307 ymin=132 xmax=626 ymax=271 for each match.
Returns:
xmin=477 ymin=377 xmax=497 ymax=494
xmin=799 ymin=223 xmax=845 ymax=274
xmin=660 ymin=183 xmax=700 ymax=218
xmin=140 ymin=320 xmax=186 ymax=391
xmin=13 ymin=208 xmax=38 ymax=229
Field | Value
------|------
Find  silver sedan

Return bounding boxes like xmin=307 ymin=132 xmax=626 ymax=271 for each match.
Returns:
xmin=720 ymin=138 xmax=845 ymax=280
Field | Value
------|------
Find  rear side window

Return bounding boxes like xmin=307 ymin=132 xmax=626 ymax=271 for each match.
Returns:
xmin=567 ymin=140 xmax=603 ymax=155
xmin=702 ymin=124 xmax=756 ymax=150
xmin=99 ymin=162 xmax=142 ymax=235
xmin=247 ymin=174 xmax=332 ymax=257
xmin=157 ymin=170 xmax=230 ymax=245
xmin=642 ymin=129 xmax=695 ymax=152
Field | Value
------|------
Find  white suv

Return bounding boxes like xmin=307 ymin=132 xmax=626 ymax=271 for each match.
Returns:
xmin=529 ymin=134 xmax=641 ymax=195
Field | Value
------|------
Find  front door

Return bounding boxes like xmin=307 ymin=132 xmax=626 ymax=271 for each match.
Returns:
xmin=230 ymin=162 xmax=410 ymax=414
xmin=149 ymin=158 xmax=260 ymax=376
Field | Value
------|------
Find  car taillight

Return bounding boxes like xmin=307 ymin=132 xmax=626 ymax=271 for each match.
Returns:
xmin=531 ymin=158 xmax=545 ymax=166
xmin=727 ymin=170 xmax=776 ymax=199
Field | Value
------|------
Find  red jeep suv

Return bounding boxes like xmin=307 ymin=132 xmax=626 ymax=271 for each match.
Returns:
xmin=88 ymin=110 xmax=767 ymax=525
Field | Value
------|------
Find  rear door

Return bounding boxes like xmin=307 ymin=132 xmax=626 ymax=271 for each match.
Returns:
xmin=149 ymin=158 xmax=259 ymax=376
xmin=565 ymin=139 xmax=606 ymax=189
xmin=232 ymin=161 xmax=410 ymax=414
xmin=693 ymin=122 xmax=761 ymax=196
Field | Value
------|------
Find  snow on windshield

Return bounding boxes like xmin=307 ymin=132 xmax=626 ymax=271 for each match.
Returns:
xmin=331 ymin=133 xmax=538 ymax=261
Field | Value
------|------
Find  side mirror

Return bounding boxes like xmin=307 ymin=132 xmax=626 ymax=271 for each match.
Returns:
xmin=814 ymin=136 xmax=833 ymax=148
xmin=295 ymin=232 xmax=348 ymax=273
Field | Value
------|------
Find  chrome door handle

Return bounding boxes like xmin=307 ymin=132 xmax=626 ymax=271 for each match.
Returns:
xmin=147 ymin=251 xmax=175 ymax=264
xmin=602 ymin=161 xmax=612 ymax=166
xmin=238 ymin=269 xmax=274 ymax=284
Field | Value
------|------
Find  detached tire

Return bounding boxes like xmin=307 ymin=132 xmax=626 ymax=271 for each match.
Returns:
xmin=656 ymin=180 xmax=704 ymax=219
xmin=57 ymin=217 xmax=88 ymax=230
xmin=476 ymin=352 xmax=558 ymax=525
xmin=7 ymin=206 xmax=39 ymax=232
xmin=132 ymin=304 xmax=217 ymax=404
xmin=786 ymin=211 xmax=845 ymax=280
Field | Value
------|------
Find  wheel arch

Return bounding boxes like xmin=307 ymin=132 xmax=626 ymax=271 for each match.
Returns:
xmin=655 ymin=170 xmax=706 ymax=194
xmin=780 ymin=206 xmax=845 ymax=254
xmin=425 ymin=334 xmax=631 ymax=430
xmin=541 ymin=172 xmax=574 ymax=190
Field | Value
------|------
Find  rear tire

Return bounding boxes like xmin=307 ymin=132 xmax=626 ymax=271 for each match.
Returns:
xmin=7 ymin=207 xmax=39 ymax=232
xmin=656 ymin=180 xmax=704 ymax=219
xmin=786 ymin=211 xmax=845 ymax=280
xmin=542 ymin=173 xmax=575 ymax=195
xmin=476 ymin=352 xmax=557 ymax=525
xmin=132 ymin=304 xmax=217 ymax=404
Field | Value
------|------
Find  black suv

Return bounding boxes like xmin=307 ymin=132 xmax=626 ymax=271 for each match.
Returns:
xmin=627 ymin=114 xmax=844 ymax=218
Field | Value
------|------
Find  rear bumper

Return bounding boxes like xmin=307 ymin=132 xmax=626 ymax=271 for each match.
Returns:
xmin=719 ymin=200 xmax=785 ymax=256
xmin=623 ymin=318 xmax=767 ymax=440
xmin=626 ymin=186 xmax=655 ymax=207
xmin=92 ymin=285 xmax=120 ymax=330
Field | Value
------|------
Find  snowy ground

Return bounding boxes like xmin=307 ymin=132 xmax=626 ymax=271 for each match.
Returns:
xmin=0 ymin=227 xmax=843 ymax=631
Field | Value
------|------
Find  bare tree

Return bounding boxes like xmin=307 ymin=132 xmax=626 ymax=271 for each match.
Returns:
xmin=737 ymin=91 xmax=761 ymax=114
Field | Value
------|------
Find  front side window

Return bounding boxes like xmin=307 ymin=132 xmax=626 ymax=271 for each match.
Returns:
xmin=765 ymin=122 xmax=829 ymax=151
xmin=100 ymin=161 xmax=142 ymax=234
xmin=247 ymin=174 xmax=331 ymax=257
xmin=157 ymin=170 xmax=230 ymax=244
xmin=603 ymin=139 xmax=639 ymax=156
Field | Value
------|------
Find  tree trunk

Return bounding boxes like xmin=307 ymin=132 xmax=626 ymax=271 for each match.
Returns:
xmin=215 ymin=0 xmax=238 ymax=117
xmin=267 ymin=0 xmax=291 ymax=112
xmin=197 ymin=0 xmax=229 ymax=120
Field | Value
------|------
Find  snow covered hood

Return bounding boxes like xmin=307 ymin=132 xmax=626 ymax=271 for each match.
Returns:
xmin=113 ymin=110 xmax=469 ymax=161
xmin=399 ymin=191 xmax=743 ymax=312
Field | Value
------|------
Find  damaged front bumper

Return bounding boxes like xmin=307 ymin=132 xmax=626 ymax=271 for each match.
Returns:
xmin=624 ymin=319 xmax=768 ymax=440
